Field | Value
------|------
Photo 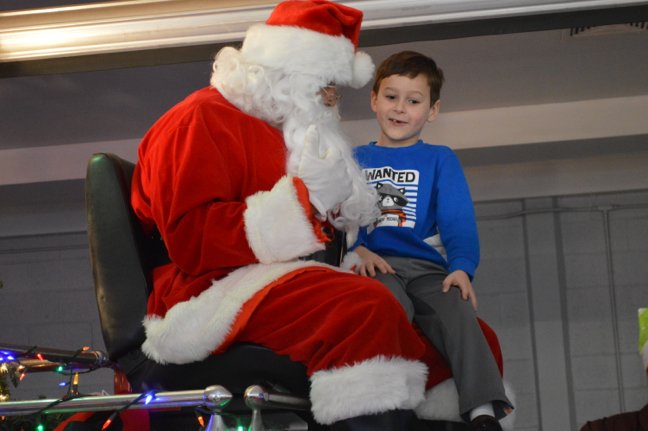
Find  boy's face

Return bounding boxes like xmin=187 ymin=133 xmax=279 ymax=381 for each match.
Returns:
xmin=370 ymin=73 xmax=440 ymax=147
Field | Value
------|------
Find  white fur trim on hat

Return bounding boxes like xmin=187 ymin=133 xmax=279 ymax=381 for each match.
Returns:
xmin=309 ymin=356 xmax=427 ymax=424
xmin=244 ymin=175 xmax=325 ymax=264
xmin=414 ymin=378 xmax=516 ymax=430
xmin=241 ymin=24 xmax=373 ymax=89
xmin=142 ymin=260 xmax=330 ymax=364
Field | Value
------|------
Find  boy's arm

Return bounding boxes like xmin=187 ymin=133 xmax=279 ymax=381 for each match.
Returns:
xmin=436 ymin=149 xmax=480 ymax=279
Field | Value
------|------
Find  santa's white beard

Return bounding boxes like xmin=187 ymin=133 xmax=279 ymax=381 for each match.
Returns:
xmin=283 ymin=113 xmax=379 ymax=246
xmin=211 ymin=48 xmax=378 ymax=244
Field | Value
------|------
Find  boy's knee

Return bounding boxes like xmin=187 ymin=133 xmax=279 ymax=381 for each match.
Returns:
xmin=441 ymin=288 xmax=475 ymax=315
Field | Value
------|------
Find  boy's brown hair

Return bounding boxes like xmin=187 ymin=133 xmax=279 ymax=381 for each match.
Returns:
xmin=372 ymin=50 xmax=445 ymax=104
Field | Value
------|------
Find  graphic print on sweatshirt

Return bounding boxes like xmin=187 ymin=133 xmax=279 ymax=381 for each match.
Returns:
xmin=364 ymin=166 xmax=419 ymax=229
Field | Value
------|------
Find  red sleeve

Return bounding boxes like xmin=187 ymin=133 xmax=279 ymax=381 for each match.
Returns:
xmin=132 ymin=92 xmax=325 ymax=274
xmin=133 ymin=107 xmax=271 ymax=275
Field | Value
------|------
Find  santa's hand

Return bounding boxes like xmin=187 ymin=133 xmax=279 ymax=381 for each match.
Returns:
xmin=297 ymin=125 xmax=352 ymax=217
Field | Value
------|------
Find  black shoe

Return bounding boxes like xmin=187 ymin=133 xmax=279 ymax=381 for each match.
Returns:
xmin=471 ymin=415 xmax=503 ymax=431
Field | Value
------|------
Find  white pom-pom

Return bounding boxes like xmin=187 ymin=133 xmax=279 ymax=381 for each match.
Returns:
xmin=350 ymin=51 xmax=375 ymax=89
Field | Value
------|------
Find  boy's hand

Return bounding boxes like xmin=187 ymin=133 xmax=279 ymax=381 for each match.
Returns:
xmin=354 ymin=246 xmax=395 ymax=277
xmin=443 ymin=270 xmax=478 ymax=310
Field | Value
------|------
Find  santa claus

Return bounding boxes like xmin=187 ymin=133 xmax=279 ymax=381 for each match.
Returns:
xmin=130 ymin=1 xmax=512 ymax=429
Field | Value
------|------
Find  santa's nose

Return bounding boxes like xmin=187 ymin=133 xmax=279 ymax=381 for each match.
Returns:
xmin=320 ymin=85 xmax=341 ymax=107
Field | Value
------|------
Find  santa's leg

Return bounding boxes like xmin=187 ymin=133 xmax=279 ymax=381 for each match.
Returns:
xmin=236 ymin=268 xmax=429 ymax=426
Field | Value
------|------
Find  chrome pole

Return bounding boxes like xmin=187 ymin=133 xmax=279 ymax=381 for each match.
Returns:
xmin=203 ymin=385 xmax=232 ymax=431
xmin=244 ymin=385 xmax=311 ymax=431
xmin=244 ymin=385 xmax=310 ymax=411
xmin=0 ymin=385 xmax=231 ymax=416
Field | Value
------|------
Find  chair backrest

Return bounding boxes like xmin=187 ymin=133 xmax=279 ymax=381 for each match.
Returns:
xmin=85 ymin=153 xmax=161 ymax=362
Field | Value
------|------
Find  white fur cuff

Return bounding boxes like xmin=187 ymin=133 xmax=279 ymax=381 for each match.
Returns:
xmin=309 ymin=356 xmax=428 ymax=425
xmin=340 ymin=250 xmax=361 ymax=272
xmin=244 ymin=175 xmax=324 ymax=263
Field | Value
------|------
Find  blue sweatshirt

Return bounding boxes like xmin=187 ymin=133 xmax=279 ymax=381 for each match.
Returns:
xmin=353 ymin=140 xmax=479 ymax=278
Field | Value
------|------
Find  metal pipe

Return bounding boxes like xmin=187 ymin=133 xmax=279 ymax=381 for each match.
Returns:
xmin=601 ymin=208 xmax=625 ymax=411
xmin=244 ymin=385 xmax=310 ymax=411
xmin=244 ymin=385 xmax=311 ymax=431
xmin=0 ymin=385 xmax=231 ymax=416
xmin=204 ymin=413 xmax=228 ymax=431
xmin=0 ymin=343 xmax=110 ymax=369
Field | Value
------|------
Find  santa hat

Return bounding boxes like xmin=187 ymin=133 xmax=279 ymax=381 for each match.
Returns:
xmin=240 ymin=0 xmax=374 ymax=89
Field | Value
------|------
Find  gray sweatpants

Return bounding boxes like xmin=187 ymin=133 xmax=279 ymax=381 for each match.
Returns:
xmin=372 ymin=255 xmax=513 ymax=420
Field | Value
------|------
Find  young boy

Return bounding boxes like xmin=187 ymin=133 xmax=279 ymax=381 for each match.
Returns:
xmin=350 ymin=51 xmax=514 ymax=431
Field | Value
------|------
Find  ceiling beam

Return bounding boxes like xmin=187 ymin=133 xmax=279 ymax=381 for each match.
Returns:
xmin=2 ymin=0 xmax=647 ymax=77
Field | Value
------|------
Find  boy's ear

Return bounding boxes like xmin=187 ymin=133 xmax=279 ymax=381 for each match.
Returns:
xmin=370 ymin=90 xmax=378 ymax=113
xmin=427 ymin=99 xmax=441 ymax=122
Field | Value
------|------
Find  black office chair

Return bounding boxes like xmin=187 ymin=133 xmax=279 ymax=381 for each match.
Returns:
xmin=85 ymin=152 xmax=341 ymax=430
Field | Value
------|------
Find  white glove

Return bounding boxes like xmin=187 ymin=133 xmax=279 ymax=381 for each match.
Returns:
xmin=297 ymin=125 xmax=352 ymax=217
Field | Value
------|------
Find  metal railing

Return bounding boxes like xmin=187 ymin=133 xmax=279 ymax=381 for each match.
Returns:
xmin=0 ymin=343 xmax=311 ymax=430
xmin=0 ymin=384 xmax=310 ymax=431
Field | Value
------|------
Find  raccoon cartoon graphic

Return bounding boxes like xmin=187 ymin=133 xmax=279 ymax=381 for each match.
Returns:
xmin=375 ymin=182 xmax=408 ymax=227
